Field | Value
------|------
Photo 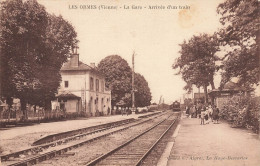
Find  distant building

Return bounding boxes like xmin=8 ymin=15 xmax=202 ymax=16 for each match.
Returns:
xmin=208 ymin=81 xmax=253 ymax=110
xmin=52 ymin=53 xmax=111 ymax=116
xmin=193 ymin=93 xmax=205 ymax=104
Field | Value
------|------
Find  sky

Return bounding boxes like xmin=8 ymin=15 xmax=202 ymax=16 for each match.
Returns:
xmin=38 ymin=0 xmax=225 ymax=104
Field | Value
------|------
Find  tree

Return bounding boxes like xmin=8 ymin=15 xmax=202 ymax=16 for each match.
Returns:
xmin=217 ymin=0 xmax=260 ymax=87
xmin=0 ymin=0 xmax=78 ymax=118
xmin=0 ymin=0 xmax=49 ymax=118
xmin=173 ymin=34 xmax=220 ymax=103
xmin=134 ymin=73 xmax=152 ymax=107
xmin=38 ymin=14 xmax=78 ymax=115
xmin=97 ymin=55 xmax=132 ymax=109
xmin=117 ymin=73 xmax=152 ymax=108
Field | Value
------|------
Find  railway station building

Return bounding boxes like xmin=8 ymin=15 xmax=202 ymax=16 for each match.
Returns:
xmin=52 ymin=52 xmax=111 ymax=117
xmin=208 ymin=81 xmax=253 ymax=110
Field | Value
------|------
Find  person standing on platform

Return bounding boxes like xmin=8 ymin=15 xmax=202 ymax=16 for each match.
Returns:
xmin=212 ymin=105 xmax=220 ymax=124
xmin=197 ymin=104 xmax=202 ymax=118
xmin=195 ymin=105 xmax=198 ymax=118
xmin=200 ymin=106 xmax=205 ymax=125
xmin=216 ymin=106 xmax=220 ymax=123
xmin=192 ymin=106 xmax=196 ymax=118
xmin=204 ymin=107 xmax=210 ymax=124
xmin=186 ymin=106 xmax=190 ymax=118
xmin=208 ymin=105 xmax=213 ymax=122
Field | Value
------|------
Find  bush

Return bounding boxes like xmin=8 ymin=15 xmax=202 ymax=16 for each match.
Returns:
xmin=147 ymin=105 xmax=158 ymax=112
xmin=141 ymin=109 xmax=147 ymax=113
xmin=79 ymin=111 xmax=88 ymax=117
xmin=66 ymin=112 xmax=80 ymax=119
xmin=127 ymin=109 xmax=132 ymax=114
xmin=220 ymin=95 xmax=259 ymax=133
xmin=115 ymin=109 xmax=121 ymax=115
xmin=135 ymin=108 xmax=149 ymax=114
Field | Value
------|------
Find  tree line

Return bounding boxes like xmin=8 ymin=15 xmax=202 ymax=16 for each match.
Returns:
xmin=0 ymin=0 xmax=78 ymax=118
xmin=173 ymin=0 xmax=259 ymax=103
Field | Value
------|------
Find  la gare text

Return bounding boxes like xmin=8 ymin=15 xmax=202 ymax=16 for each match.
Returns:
xmin=69 ymin=5 xmax=190 ymax=10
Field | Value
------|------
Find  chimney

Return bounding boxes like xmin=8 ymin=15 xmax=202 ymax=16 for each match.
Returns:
xmin=70 ymin=53 xmax=79 ymax=67
xmin=90 ymin=63 xmax=95 ymax=68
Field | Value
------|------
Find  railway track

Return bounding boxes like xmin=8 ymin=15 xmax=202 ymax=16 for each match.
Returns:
xmin=1 ymin=119 xmax=138 ymax=162
xmin=1 ymin=111 xmax=167 ymax=166
xmin=32 ymin=111 xmax=161 ymax=146
xmin=86 ymin=113 xmax=177 ymax=166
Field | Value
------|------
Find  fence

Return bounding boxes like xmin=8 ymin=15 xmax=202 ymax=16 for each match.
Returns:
xmin=0 ymin=108 xmax=45 ymax=123
xmin=0 ymin=107 xmax=90 ymax=124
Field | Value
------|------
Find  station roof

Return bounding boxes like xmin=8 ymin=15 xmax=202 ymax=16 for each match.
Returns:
xmin=222 ymin=81 xmax=246 ymax=91
xmin=61 ymin=61 xmax=93 ymax=71
xmin=56 ymin=91 xmax=81 ymax=100
xmin=61 ymin=58 xmax=104 ymax=77
xmin=208 ymin=81 xmax=253 ymax=96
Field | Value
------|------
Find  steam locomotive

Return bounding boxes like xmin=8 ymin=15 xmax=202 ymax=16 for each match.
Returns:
xmin=172 ymin=101 xmax=181 ymax=112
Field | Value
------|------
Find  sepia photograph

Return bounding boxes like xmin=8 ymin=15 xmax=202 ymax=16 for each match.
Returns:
xmin=0 ymin=0 xmax=259 ymax=165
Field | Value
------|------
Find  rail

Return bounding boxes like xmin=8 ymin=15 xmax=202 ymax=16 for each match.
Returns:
xmin=85 ymin=113 xmax=177 ymax=166
xmin=2 ymin=113 xmax=167 ymax=166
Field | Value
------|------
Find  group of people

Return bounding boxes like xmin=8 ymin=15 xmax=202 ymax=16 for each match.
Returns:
xmin=185 ymin=104 xmax=220 ymax=125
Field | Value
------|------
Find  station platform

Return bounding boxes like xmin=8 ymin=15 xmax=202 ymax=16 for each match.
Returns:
xmin=159 ymin=115 xmax=260 ymax=166
xmin=0 ymin=112 xmax=160 ymax=140
xmin=0 ymin=111 xmax=159 ymax=154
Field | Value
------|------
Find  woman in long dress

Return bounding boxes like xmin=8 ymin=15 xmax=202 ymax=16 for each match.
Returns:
xmin=208 ymin=105 xmax=213 ymax=122
xmin=212 ymin=105 xmax=219 ymax=124
xmin=186 ymin=106 xmax=190 ymax=117
xmin=204 ymin=107 xmax=210 ymax=124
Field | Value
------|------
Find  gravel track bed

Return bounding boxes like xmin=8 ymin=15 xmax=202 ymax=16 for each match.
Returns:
xmin=35 ymin=113 xmax=172 ymax=166
xmin=2 ymin=118 xmax=148 ymax=165
xmin=0 ymin=115 xmax=141 ymax=155
xmin=0 ymin=132 xmax=51 ymax=154
xmin=141 ymin=115 xmax=180 ymax=166
xmin=94 ymin=114 xmax=177 ymax=166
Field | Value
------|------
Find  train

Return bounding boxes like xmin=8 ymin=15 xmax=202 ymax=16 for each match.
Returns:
xmin=171 ymin=101 xmax=181 ymax=112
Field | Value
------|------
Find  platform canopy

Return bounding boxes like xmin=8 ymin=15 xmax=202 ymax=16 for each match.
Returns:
xmin=56 ymin=91 xmax=81 ymax=100
xmin=208 ymin=81 xmax=253 ymax=97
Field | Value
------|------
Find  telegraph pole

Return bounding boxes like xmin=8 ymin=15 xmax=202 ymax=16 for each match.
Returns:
xmin=132 ymin=52 xmax=135 ymax=113
xmin=159 ymin=95 xmax=162 ymax=110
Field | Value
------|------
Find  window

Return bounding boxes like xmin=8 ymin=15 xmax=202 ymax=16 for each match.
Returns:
xmin=64 ymin=81 xmax=69 ymax=88
xmin=96 ymin=79 xmax=99 ymax=92
xmin=90 ymin=77 xmax=94 ymax=90
xmin=96 ymin=97 xmax=98 ymax=105
xmin=101 ymin=80 xmax=104 ymax=92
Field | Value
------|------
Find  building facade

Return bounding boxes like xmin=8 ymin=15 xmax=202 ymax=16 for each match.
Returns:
xmin=208 ymin=81 xmax=253 ymax=110
xmin=52 ymin=53 xmax=111 ymax=116
xmin=193 ymin=93 xmax=205 ymax=104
